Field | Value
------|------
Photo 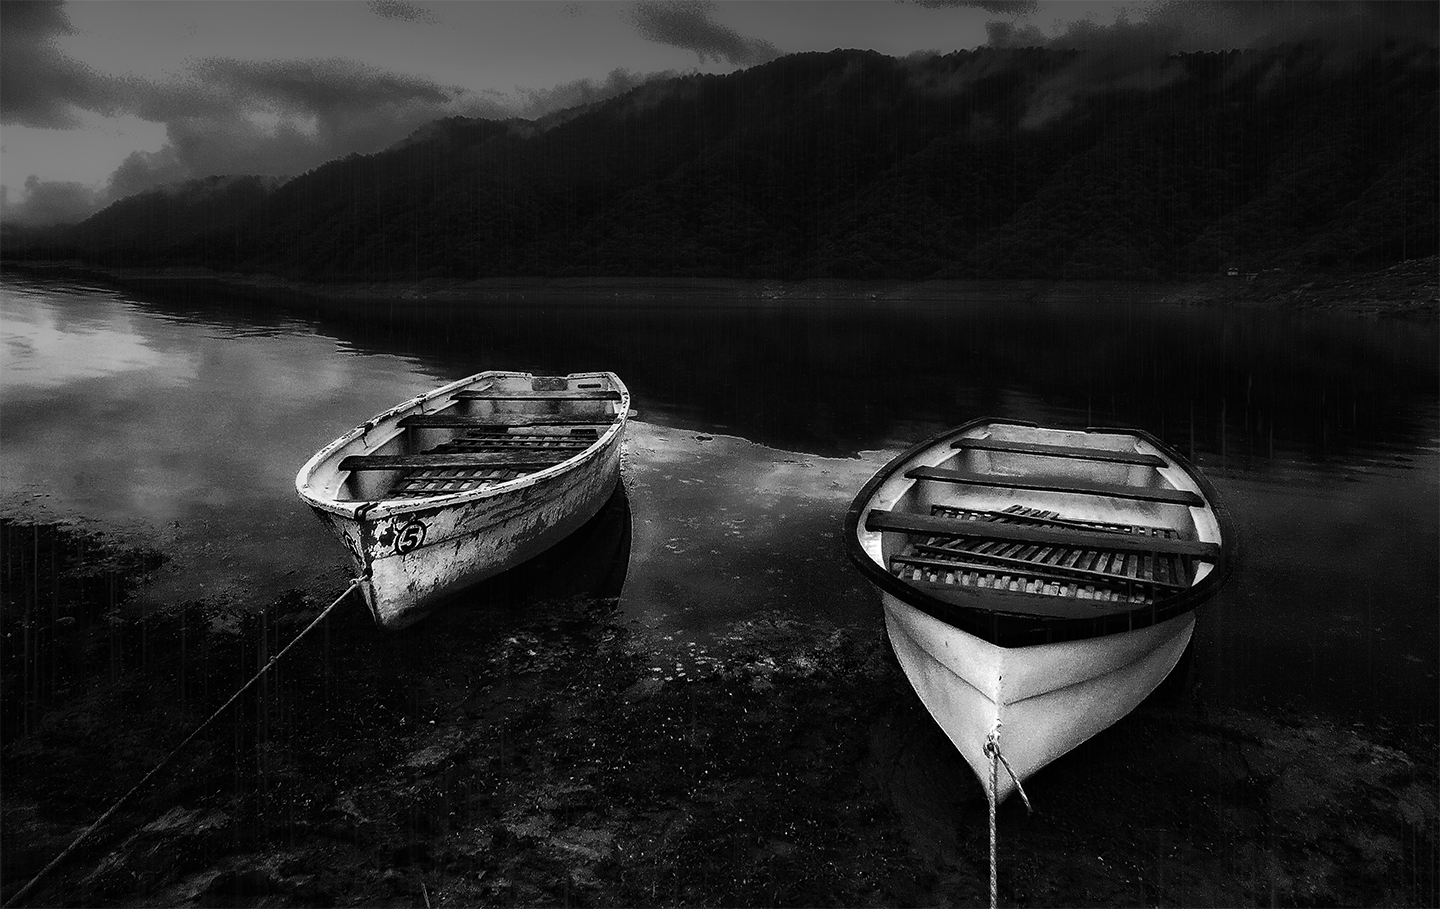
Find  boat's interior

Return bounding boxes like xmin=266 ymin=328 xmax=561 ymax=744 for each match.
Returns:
xmin=336 ymin=374 xmax=623 ymax=502
xmin=863 ymin=423 xmax=1222 ymax=615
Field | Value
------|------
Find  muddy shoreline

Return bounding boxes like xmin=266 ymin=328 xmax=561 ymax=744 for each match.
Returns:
xmin=5 ymin=258 xmax=1437 ymax=321
xmin=2 ymin=516 xmax=1435 ymax=908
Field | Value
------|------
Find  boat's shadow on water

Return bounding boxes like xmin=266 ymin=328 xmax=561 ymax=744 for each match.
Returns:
xmin=855 ymin=632 xmax=1410 ymax=909
xmin=381 ymin=482 xmax=635 ymax=643
xmin=866 ymin=634 xmax=1202 ymax=884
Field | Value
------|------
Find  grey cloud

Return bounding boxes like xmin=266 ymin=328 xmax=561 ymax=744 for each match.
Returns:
xmin=367 ymin=0 xmax=439 ymax=25
xmin=909 ymin=1 xmax=1039 ymax=14
xmin=1 ymin=1 xmax=74 ymax=38
xmin=1 ymin=175 xmax=98 ymax=227
xmin=629 ymin=1 xmax=781 ymax=65
xmin=981 ymin=0 xmax=1438 ymax=129
xmin=2 ymin=46 xmax=507 ymax=224
xmin=517 ymin=67 xmax=680 ymax=118
xmin=2 ymin=2 xmax=703 ymax=227
xmin=97 ymin=60 xmax=488 ymax=195
xmin=9 ymin=37 xmax=673 ymax=226
xmin=189 ymin=57 xmax=456 ymax=116
xmin=105 ymin=146 xmax=186 ymax=201
xmin=0 ymin=1 xmax=126 ymax=127
xmin=1136 ymin=1 xmax=1436 ymax=53
xmin=988 ymin=1 xmax=1439 ymax=54
xmin=984 ymin=19 xmax=1045 ymax=48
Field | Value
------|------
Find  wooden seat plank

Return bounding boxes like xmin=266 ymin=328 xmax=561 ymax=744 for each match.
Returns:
xmin=455 ymin=428 xmax=600 ymax=439
xmin=398 ymin=413 xmax=616 ymax=429
xmin=952 ymin=437 xmax=1166 ymax=467
xmin=905 ymin=465 xmax=1204 ymax=507
xmin=865 ymin=509 xmax=1221 ymax=559
xmin=444 ymin=438 xmax=590 ymax=452
xmin=340 ymin=452 xmax=573 ymax=472
xmin=451 ymin=389 xmax=620 ymax=401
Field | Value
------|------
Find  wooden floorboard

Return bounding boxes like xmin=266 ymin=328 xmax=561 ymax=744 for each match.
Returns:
xmin=903 ymin=543 xmax=1187 ymax=591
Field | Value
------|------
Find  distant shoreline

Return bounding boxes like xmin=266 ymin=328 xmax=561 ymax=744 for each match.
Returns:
xmin=4 ymin=257 xmax=1436 ymax=320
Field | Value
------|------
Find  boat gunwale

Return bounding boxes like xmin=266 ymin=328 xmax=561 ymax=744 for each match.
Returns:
xmin=295 ymin=370 xmax=628 ymax=521
xmin=843 ymin=417 xmax=1236 ymax=647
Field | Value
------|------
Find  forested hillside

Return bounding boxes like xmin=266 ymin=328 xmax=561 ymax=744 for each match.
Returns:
xmin=15 ymin=44 xmax=1439 ymax=281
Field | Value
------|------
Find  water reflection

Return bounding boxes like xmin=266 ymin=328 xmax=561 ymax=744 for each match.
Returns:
xmin=289 ymin=291 xmax=1440 ymax=467
xmin=1 ymin=278 xmax=449 ymax=606
xmin=2 ymin=286 xmax=196 ymax=389
xmin=0 ymin=274 xmax=1435 ymax=730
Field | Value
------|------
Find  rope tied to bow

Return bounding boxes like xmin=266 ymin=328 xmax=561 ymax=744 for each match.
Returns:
xmin=984 ymin=729 xmax=1034 ymax=909
xmin=984 ymin=733 xmax=1033 ymax=814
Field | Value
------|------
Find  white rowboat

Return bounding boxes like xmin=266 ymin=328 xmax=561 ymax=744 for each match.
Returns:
xmin=844 ymin=419 xmax=1232 ymax=802
xmin=297 ymin=370 xmax=629 ymax=629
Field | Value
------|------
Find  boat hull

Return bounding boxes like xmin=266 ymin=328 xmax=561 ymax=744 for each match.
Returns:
xmin=844 ymin=418 xmax=1231 ymax=802
xmin=883 ymin=592 xmax=1195 ymax=802
xmin=312 ymin=438 xmax=623 ymax=629
xmin=297 ymin=370 xmax=629 ymax=629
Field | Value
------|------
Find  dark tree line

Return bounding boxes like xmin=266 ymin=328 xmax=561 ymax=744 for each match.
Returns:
xmin=15 ymin=44 xmax=1439 ymax=281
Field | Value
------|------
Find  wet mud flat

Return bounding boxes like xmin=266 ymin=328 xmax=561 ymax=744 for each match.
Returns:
xmin=2 ymin=517 xmax=1436 ymax=908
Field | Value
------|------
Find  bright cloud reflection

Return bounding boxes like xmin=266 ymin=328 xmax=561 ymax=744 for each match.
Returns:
xmin=1 ymin=286 xmax=198 ymax=390
xmin=0 ymin=277 xmax=444 ymax=610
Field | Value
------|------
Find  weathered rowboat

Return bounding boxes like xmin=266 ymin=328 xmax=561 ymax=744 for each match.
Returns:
xmin=297 ymin=370 xmax=629 ymax=629
xmin=844 ymin=419 xmax=1232 ymax=802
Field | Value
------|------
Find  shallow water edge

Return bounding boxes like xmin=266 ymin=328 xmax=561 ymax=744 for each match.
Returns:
xmin=2 ymin=516 xmax=1436 ymax=908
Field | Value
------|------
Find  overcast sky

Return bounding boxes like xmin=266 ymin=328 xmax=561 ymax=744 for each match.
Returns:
xmin=2 ymin=0 xmax=1433 ymax=226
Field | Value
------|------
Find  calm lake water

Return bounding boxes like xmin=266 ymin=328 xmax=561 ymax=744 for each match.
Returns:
xmin=2 ymin=274 xmax=1436 ymax=735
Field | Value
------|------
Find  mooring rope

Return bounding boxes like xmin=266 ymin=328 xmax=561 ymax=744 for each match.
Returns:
xmin=2 ymin=578 xmax=365 ymax=909
xmin=987 ymin=736 xmax=999 ymax=909
xmin=983 ymin=730 xmax=1035 ymax=909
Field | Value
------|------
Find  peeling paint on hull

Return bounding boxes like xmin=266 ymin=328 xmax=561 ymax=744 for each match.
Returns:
xmin=297 ymin=370 xmax=629 ymax=629
xmin=348 ymin=448 xmax=619 ymax=628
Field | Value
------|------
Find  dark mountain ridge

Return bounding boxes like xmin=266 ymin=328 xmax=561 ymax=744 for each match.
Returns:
xmin=9 ymin=44 xmax=1437 ymax=281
